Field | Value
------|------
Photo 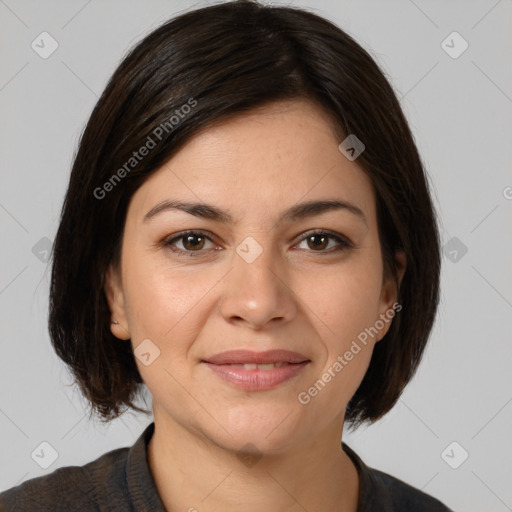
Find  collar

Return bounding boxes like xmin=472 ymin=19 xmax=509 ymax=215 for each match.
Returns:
xmin=125 ymin=422 xmax=167 ymax=511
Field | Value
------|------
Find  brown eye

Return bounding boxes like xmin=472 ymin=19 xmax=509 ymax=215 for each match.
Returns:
xmin=165 ymin=230 xmax=216 ymax=256
xmin=306 ymin=234 xmax=329 ymax=251
xmin=296 ymin=230 xmax=351 ymax=253
xmin=182 ymin=234 xmax=206 ymax=251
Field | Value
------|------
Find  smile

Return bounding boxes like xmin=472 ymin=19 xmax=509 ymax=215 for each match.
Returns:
xmin=202 ymin=361 xmax=309 ymax=390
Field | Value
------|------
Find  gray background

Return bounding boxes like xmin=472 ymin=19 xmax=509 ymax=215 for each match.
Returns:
xmin=1 ymin=0 xmax=511 ymax=510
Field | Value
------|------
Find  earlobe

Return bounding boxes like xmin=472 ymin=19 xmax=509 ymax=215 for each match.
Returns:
xmin=104 ymin=264 xmax=131 ymax=340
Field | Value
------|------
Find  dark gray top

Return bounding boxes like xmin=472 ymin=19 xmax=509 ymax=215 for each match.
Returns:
xmin=0 ymin=422 xmax=453 ymax=511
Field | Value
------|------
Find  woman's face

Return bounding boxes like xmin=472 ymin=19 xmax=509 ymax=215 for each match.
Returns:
xmin=106 ymin=99 xmax=402 ymax=453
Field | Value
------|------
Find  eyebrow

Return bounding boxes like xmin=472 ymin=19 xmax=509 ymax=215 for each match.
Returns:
xmin=143 ymin=198 xmax=367 ymax=226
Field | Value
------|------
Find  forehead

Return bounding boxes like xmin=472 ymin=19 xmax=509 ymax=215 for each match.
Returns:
xmin=128 ymin=99 xmax=376 ymax=226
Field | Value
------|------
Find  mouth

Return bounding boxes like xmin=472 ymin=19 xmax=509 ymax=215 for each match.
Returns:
xmin=202 ymin=349 xmax=310 ymax=365
xmin=217 ymin=362 xmax=293 ymax=370
xmin=201 ymin=349 xmax=311 ymax=391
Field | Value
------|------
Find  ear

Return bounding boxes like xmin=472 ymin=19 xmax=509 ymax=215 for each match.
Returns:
xmin=376 ymin=250 xmax=406 ymax=342
xmin=104 ymin=263 xmax=131 ymax=340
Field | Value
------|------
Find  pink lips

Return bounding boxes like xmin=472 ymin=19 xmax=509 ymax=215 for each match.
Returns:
xmin=202 ymin=349 xmax=310 ymax=391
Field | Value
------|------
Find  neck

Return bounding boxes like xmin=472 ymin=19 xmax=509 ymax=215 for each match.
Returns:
xmin=147 ymin=411 xmax=359 ymax=512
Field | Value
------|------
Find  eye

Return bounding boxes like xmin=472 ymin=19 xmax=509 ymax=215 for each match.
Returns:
xmin=295 ymin=230 xmax=352 ymax=253
xmin=163 ymin=229 xmax=352 ymax=258
xmin=164 ymin=230 xmax=217 ymax=256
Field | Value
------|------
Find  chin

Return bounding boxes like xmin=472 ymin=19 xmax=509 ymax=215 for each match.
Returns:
xmin=212 ymin=405 xmax=305 ymax=453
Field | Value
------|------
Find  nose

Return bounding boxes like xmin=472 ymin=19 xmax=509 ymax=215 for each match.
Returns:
xmin=219 ymin=240 xmax=298 ymax=330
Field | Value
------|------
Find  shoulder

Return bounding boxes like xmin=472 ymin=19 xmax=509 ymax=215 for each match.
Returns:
xmin=0 ymin=445 xmax=130 ymax=512
xmin=364 ymin=467 xmax=453 ymax=511
xmin=342 ymin=443 xmax=454 ymax=512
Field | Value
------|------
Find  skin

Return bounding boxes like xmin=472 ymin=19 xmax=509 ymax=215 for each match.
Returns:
xmin=105 ymin=99 xmax=406 ymax=512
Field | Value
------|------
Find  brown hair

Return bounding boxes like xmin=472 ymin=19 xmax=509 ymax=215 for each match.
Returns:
xmin=49 ymin=0 xmax=441 ymax=426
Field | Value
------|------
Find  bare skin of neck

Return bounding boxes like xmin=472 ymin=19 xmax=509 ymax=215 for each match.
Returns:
xmin=147 ymin=412 xmax=359 ymax=512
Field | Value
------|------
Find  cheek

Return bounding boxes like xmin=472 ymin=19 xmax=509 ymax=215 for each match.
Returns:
xmin=122 ymin=250 xmax=216 ymax=344
xmin=300 ymin=256 xmax=384 ymax=342
xmin=296 ymin=252 xmax=383 ymax=397
xmin=122 ymin=258 xmax=217 ymax=399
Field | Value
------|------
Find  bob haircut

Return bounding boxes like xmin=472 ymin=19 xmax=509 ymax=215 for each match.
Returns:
xmin=49 ymin=0 xmax=441 ymax=427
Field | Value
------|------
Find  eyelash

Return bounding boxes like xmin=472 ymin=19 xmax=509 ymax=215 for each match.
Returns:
xmin=163 ymin=229 xmax=353 ymax=258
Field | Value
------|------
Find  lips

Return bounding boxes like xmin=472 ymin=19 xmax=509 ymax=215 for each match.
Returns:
xmin=224 ymin=362 xmax=290 ymax=370
xmin=202 ymin=349 xmax=310 ymax=365
xmin=201 ymin=349 xmax=311 ymax=391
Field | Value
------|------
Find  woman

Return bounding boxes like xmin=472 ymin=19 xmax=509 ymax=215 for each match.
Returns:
xmin=0 ymin=1 xmax=453 ymax=510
